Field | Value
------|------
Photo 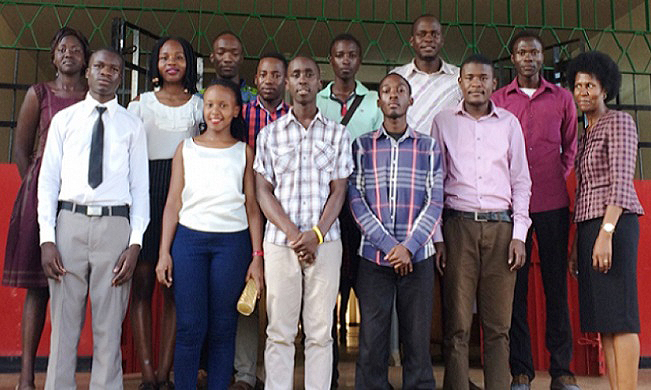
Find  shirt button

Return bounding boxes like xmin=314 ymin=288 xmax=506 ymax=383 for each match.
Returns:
xmin=529 ymin=147 xmax=533 ymax=151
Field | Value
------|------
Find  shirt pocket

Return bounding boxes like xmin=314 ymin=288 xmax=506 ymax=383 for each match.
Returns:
xmin=313 ymin=141 xmax=336 ymax=172
xmin=272 ymin=145 xmax=298 ymax=175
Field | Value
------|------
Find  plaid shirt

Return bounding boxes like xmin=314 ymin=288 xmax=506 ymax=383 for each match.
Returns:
xmin=348 ymin=126 xmax=443 ymax=266
xmin=575 ymin=110 xmax=644 ymax=222
xmin=253 ymin=109 xmax=353 ymax=245
xmin=242 ymin=97 xmax=290 ymax=150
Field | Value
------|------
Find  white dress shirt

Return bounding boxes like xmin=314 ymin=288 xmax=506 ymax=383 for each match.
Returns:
xmin=391 ymin=59 xmax=462 ymax=135
xmin=38 ymin=93 xmax=150 ymax=246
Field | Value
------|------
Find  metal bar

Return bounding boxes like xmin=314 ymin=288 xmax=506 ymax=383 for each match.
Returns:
xmin=131 ymin=29 xmax=140 ymax=99
xmin=0 ymin=83 xmax=31 ymax=90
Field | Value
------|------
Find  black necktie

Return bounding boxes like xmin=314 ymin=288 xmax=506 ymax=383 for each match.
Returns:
xmin=88 ymin=106 xmax=107 ymax=189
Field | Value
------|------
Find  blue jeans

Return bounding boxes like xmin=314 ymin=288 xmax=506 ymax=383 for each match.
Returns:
xmin=172 ymin=225 xmax=251 ymax=390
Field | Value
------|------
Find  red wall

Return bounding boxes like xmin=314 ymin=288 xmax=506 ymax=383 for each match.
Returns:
xmin=1 ymin=163 xmax=649 ymax=374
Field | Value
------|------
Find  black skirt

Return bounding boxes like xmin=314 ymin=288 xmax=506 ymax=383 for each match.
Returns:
xmin=140 ymin=159 xmax=172 ymax=263
xmin=577 ymin=214 xmax=640 ymax=333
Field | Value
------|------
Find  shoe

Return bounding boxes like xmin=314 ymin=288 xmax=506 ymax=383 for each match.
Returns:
xmin=197 ymin=369 xmax=208 ymax=390
xmin=511 ymin=374 xmax=531 ymax=390
xmin=157 ymin=380 xmax=175 ymax=390
xmin=229 ymin=381 xmax=254 ymax=390
xmin=138 ymin=383 xmax=157 ymax=390
xmin=551 ymin=375 xmax=580 ymax=390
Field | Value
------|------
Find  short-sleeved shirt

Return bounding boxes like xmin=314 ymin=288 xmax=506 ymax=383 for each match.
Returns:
xmin=492 ymin=77 xmax=577 ymax=213
xmin=253 ymin=109 xmax=353 ymax=245
xmin=391 ymin=59 xmax=462 ymax=135
xmin=574 ymin=110 xmax=644 ymax=222
xmin=316 ymin=80 xmax=383 ymax=141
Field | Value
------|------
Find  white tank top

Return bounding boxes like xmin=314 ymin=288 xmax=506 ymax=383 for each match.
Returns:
xmin=178 ymin=138 xmax=248 ymax=232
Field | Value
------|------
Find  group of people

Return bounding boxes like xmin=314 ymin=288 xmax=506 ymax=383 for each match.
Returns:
xmin=1 ymin=12 xmax=643 ymax=390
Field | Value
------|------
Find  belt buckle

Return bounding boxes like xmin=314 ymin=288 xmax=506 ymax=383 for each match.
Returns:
xmin=473 ymin=212 xmax=487 ymax=222
xmin=86 ymin=205 xmax=102 ymax=217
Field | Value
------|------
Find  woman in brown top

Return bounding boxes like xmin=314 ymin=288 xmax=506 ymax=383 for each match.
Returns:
xmin=567 ymin=51 xmax=644 ymax=390
xmin=2 ymin=27 xmax=89 ymax=390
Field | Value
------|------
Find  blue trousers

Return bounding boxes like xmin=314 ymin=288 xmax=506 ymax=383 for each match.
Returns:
xmin=172 ymin=225 xmax=251 ymax=390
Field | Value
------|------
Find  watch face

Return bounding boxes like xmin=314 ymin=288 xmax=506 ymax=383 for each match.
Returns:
xmin=603 ymin=223 xmax=615 ymax=233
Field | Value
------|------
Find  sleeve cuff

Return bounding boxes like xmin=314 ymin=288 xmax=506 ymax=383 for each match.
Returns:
xmin=377 ymin=234 xmax=399 ymax=255
xmin=512 ymin=224 xmax=528 ymax=243
xmin=433 ymin=225 xmax=444 ymax=243
xmin=401 ymin=237 xmax=420 ymax=256
xmin=39 ymin=228 xmax=56 ymax=246
xmin=128 ymin=229 xmax=145 ymax=247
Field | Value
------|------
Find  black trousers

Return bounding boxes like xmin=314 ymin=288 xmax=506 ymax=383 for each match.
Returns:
xmin=509 ymin=207 xmax=574 ymax=380
xmin=355 ymin=257 xmax=436 ymax=390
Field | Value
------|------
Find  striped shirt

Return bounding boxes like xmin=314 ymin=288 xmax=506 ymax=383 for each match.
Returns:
xmin=348 ymin=126 xmax=443 ymax=266
xmin=242 ymin=96 xmax=290 ymax=150
xmin=575 ymin=110 xmax=644 ymax=222
xmin=253 ymin=109 xmax=353 ymax=245
xmin=391 ymin=59 xmax=462 ymax=135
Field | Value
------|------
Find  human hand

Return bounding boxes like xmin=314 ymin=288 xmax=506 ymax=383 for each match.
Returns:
xmin=386 ymin=245 xmax=413 ymax=276
xmin=592 ymin=231 xmax=612 ymax=273
xmin=156 ymin=252 xmax=174 ymax=288
xmin=434 ymin=242 xmax=446 ymax=275
xmin=246 ymin=255 xmax=265 ymax=298
xmin=112 ymin=244 xmax=141 ymax=286
xmin=41 ymin=242 xmax=65 ymax=281
xmin=290 ymin=230 xmax=319 ymax=265
xmin=508 ymin=239 xmax=526 ymax=271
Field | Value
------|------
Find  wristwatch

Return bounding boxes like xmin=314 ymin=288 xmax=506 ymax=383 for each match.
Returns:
xmin=601 ymin=222 xmax=615 ymax=234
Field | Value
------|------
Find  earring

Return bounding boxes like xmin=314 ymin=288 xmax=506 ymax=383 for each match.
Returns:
xmin=152 ymin=77 xmax=160 ymax=87
xmin=184 ymin=88 xmax=189 ymax=94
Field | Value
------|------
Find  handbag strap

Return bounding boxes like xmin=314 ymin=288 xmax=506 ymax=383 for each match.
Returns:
xmin=340 ymin=94 xmax=364 ymax=126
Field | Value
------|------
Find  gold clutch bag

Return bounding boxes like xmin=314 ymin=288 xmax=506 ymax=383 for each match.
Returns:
xmin=237 ymin=279 xmax=257 ymax=316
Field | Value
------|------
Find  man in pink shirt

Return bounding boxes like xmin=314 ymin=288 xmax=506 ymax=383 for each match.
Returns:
xmin=492 ymin=31 xmax=579 ymax=390
xmin=432 ymin=54 xmax=532 ymax=390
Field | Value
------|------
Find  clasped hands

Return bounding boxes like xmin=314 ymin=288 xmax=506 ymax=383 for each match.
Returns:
xmin=289 ymin=229 xmax=320 ymax=265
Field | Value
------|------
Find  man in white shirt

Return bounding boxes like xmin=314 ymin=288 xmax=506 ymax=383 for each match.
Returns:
xmin=38 ymin=48 xmax=149 ymax=390
xmin=391 ymin=14 xmax=462 ymax=135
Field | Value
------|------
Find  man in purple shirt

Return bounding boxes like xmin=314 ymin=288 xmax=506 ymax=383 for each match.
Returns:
xmin=432 ymin=54 xmax=532 ymax=390
xmin=492 ymin=31 xmax=579 ymax=390
xmin=350 ymin=72 xmax=443 ymax=389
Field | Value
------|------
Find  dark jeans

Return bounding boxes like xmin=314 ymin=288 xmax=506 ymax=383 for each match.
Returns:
xmin=355 ymin=257 xmax=436 ymax=390
xmin=509 ymin=207 xmax=574 ymax=380
xmin=172 ymin=225 xmax=251 ymax=390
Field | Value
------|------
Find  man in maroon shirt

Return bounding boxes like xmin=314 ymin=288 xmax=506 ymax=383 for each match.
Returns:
xmin=492 ymin=31 xmax=579 ymax=390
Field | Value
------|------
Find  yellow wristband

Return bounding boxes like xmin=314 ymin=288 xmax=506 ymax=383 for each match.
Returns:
xmin=312 ymin=226 xmax=324 ymax=244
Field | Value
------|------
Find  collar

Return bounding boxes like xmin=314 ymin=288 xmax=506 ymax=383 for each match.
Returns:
xmin=318 ymin=80 xmax=370 ymax=101
xmin=287 ymin=107 xmax=326 ymax=128
xmin=455 ymin=100 xmax=501 ymax=119
xmin=83 ymin=92 xmax=119 ymax=118
xmin=406 ymin=58 xmax=456 ymax=76
xmin=374 ymin=125 xmax=417 ymax=142
xmin=254 ymin=96 xmax=288 ymax=113
xmin=504 ymin=75 xmax=554 ymax=96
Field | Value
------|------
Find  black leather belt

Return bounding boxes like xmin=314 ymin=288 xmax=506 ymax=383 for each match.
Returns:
xmin=443 ymin=209 xmax=512 ymax=222
xmin=59 ymin=201 xmax=129 ymax=218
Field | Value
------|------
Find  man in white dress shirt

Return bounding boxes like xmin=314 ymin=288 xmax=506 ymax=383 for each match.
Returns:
xmin=38 ymin=48 xmax=149 ymax=390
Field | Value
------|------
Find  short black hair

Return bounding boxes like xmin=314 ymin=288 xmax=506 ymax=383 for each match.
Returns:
xmin=289 ymin=55 xmax=320 ymax=75
xmin=460 ymin=53 xmax=494 ymax=74
xmin=329 ymin=33 xmax=362 ymax=56
xmin=259 ymin=51 xmax=288 ymax=71
xmin=212 ymin=30 xmax=243 ymax=49
xmin=91 ymin=47 xmax=124 ymax=71
xmin=379 ymin=73 xmax=412 ymax=96
xmin=411 ymin=14 xmax=440 ymax=35
xmin=202 ymin=79 xmax=246 ymax=141
xmin=566 ymin=51 xmax=621 ymax=102
xmin=50 ymin=26 xmax=91 ymax=73
xmin=508 ymin=30 xmax=544 ymax=54
xmin=148 ymin=37 xmax=198 ymax=94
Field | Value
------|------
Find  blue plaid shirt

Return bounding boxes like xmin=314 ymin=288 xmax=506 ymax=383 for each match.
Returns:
xmin=348 ymin=126 xmax=443 ymax=266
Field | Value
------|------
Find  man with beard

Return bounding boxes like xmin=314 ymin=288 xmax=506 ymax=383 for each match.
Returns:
xmin=210 ymin=31 xmax=257 ymax=103
xmin=492 ymin=31 xmax=579 ymax=390
xmin=254 ymin=56 xmax=353 ymax=390
xmin=432 ymin=54 xmax=531 ymax=390
xmin=392 ymin=14 xmax=461 ymax=135
xmin=350 ymin=72 xmax=442 ymax=389
xmin=231 ymin=52 xmax=290 ymax=390
xmin=38 ymin=48 xmax=149 ymax=389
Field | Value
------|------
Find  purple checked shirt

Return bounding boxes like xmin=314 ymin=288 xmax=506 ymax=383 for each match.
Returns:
xmin=492 ymin=77 xmax=577 ymax=213
xmin=348 ymin=126 xmax=444 ymax=266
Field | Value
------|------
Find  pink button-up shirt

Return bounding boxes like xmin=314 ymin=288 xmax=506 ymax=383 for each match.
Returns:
xmin=431 ymin=101 xmax=532 ymax=242
xmin=492 ymin=77 xmax=577 ymax=213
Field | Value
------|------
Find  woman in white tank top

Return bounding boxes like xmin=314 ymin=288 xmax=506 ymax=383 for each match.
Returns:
xmin=155 ymin=80 xmax=264 ymax=389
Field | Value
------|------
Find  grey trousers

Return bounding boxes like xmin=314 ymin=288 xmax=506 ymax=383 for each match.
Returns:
xmin=233 ymin=308 xmax=259 ymax=385
xmin=45 ymin=210 xmax=132 ymax=390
